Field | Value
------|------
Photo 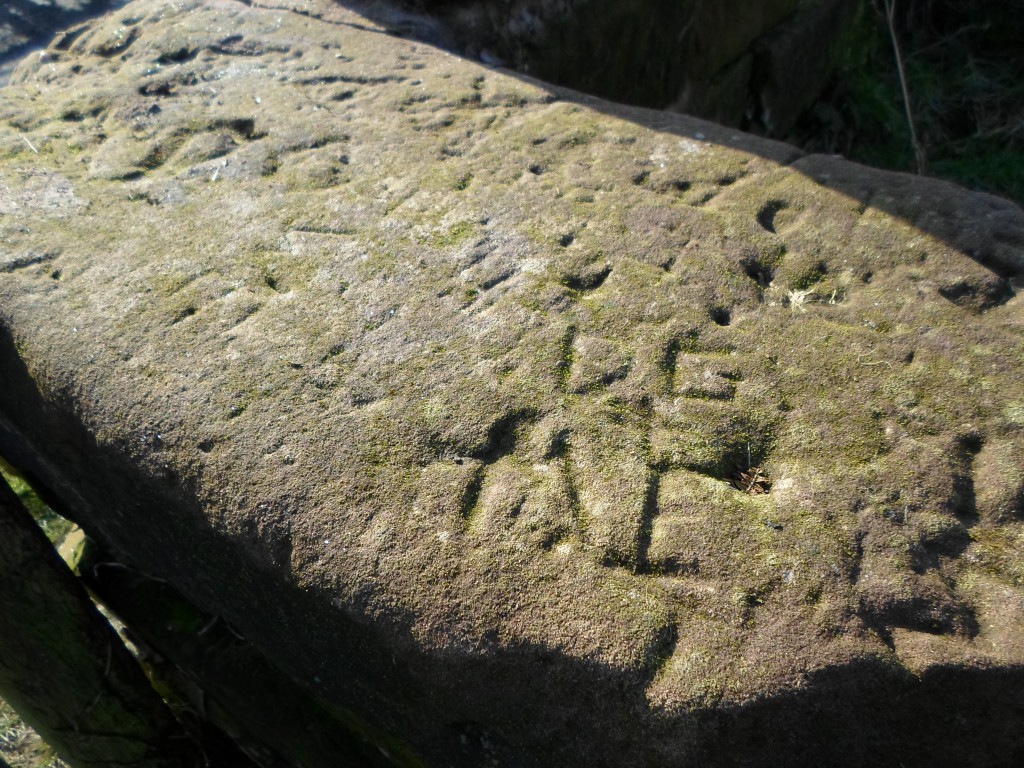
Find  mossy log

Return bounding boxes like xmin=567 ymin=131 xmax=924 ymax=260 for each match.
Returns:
xmin=0 ymin=475 xmax=199 ymax=768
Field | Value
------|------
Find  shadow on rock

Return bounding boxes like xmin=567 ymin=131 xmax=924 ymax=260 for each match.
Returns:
xmin=0 ymin=0 xmax=131 ymax=81
xmin=690 ymin=660 xmax=1024 ymax=768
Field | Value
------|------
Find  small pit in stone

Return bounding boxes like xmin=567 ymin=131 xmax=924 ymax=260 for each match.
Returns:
xmin=710 ymin=307 xmax=731 ymax=326
xmin=756 ymin=200 xmax=788 ymax=234
xmin=564 ymin=264 xmax=612 ymax=291
xmin=171 ymin=306 xmax=197 ymax=324
xmin=741 ymin=256 xmax=774 ymax=288
xmin=157 ymin=46 xmax=198 ymax=64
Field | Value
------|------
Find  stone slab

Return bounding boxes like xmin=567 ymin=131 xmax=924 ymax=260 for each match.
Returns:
xmin=1 ymin=1 xmax=1023 ymax=765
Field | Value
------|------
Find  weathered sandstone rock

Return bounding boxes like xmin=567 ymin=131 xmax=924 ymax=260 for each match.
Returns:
xmin=0 ymin=1 xmax=1022 ymax=765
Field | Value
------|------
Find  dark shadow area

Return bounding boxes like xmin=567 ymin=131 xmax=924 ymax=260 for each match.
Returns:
xmin=61 ymin=539 xmax=1024 ymax=768
xmin=692 ymin=660 xmax=1024 ymax=768
xmin=0 ymin=0 xmax=131 ymax=83
xmin=77 ymin=546 xmax=416 ymax=768
xmin=3 ymin=307 xmax=1024 ymax=767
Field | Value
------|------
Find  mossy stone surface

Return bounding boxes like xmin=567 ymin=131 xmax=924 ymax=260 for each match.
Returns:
xmin=0 ymin=1 xmax=1022 ymax=765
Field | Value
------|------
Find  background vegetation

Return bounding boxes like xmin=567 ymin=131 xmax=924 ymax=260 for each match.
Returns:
xmin=795 ymin=0 xmax=1024 ymax=204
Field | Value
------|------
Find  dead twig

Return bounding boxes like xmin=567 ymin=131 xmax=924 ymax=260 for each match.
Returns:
xmin=732 ymin=466 xmax=771 ymax=495
xmin=883 ymin=0 xmax=927 ymax=174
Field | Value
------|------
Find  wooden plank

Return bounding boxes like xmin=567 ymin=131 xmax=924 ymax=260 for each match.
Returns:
xmin=0 ymin=475 xmax=199 ymax=768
